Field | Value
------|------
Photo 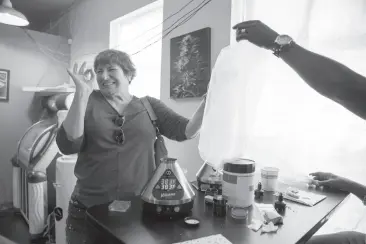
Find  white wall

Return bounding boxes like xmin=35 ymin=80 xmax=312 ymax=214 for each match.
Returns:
xmin=160 ymin=0 xmax=231 ymax=179
xmin=0 ymin=23 xmax=70 ymax=206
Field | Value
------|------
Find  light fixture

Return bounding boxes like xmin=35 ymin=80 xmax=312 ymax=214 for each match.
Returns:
xmin=0 ymin=0 xmax=29 ymax=26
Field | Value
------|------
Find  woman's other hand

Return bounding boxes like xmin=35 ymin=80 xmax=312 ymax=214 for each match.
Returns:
xmin=67 ymin=62 xmax=94 ymax=97
xmin=309 ymin=172 xmax=348 ymax=191
xmin=233 ymin=20 xmax=279 ymax=50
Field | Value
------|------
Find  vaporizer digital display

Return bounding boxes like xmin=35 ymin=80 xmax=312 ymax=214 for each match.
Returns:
xmin=153 ymin=169 xmax=184 ymax=200
xmin=160 ymin=178 xmax=176 ymax=191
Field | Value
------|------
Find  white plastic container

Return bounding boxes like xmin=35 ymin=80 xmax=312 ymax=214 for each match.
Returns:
xmin=54 ymin=155 xmax=77 ymax=244
xmin=12 ymin=166 xmax=21 ymax=209
xmin=261 ymin=167 xmax=279 ymax=191
xmin=222 ymin=158 xmax=255 ymax=208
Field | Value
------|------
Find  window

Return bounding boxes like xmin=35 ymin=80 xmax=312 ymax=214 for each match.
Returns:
xmin=230 ymin=0 xmax=366 ymax=181
xmin=110 ymin=0 xmax=164 ymax=98
xmin=230 ymin=0 xmax=366 ymax=234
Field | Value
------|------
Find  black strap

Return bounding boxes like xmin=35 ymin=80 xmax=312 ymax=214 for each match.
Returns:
xmin=141 ymin=97 xmax=161 ymax=135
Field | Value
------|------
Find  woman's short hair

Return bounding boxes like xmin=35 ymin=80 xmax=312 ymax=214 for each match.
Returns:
xmin=94 ymin=49 xmax=136 ymax=82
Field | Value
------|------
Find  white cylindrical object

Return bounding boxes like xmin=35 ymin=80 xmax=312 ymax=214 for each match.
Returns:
xmin=46 ymin=93 xmax=74 ymax=112
xmin=28 ymin=181 xmax=47 ymax=236
xmin=55 ymin=155 xmax=77 ymax=244
xmin=56 ymin=110 xmax=68 ymax=127
xmin=12 ymin=167 xmax=21 ymax=209
xmin=261 ymin=167 xmax=279 ymax=191
xmin=222 ymin=158 xmax=255 ymax=208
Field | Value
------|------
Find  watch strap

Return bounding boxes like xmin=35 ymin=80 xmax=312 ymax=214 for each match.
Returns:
xmin=273 ymin=41 xmax=295 ymax=57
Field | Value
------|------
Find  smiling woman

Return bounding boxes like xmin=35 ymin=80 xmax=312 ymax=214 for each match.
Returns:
xmin=56 ymin=48 xmax=207 ymax=244
xmin=93 ymin=50 xmax=136 ymax=100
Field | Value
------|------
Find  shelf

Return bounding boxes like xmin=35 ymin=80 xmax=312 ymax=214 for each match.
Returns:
xmin=22 ymin=85 xmax=75 ymax=97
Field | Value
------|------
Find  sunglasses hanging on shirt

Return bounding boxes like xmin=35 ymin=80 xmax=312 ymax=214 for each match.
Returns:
xmin=113 ymin=115 xmax=125 ymax=144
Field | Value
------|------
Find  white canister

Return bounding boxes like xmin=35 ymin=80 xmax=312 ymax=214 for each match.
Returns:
xmin=261 ymin=167 xmax=279 ymax=191
xmin=222 ymin=158 xmax=255 ymax=208
xmin=55 ymin=155 xmax=78 ymax=244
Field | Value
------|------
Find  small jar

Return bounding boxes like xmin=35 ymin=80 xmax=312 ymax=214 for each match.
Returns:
xmin=213 ymin=195 xmax=227 ymax=217
xmin=208 ymin=173 xmax=223 ymax=195
xmin=205 ymin=188 xmax=219 ymax=205
xmin=204 ymin=188 xmax=213 ymax=204
xmin=209 ymin=183 xmax=222 ymax=195
xmin=231 ymin=207 xmax=248 ymax=220
xmin=212 ymin=188 xmax=219 ymax=197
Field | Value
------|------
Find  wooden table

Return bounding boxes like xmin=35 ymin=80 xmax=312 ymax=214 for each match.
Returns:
xmin=86 ymin=182 xmax=349 ymax=244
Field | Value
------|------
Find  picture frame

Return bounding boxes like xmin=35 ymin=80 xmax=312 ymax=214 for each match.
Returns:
xmin=0 ymin=69 xmax=10 ymax=102
xmin=170 ymin=27 xmax=211 ymax=99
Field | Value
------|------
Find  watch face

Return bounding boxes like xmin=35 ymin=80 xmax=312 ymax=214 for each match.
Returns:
xmin=276 ymin=35 xmax=293 ymax=45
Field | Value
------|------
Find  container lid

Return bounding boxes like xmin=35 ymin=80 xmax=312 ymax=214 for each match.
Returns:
xmin=223 ymin=158 xmax=255 ymax=174
xmin=213 ymin=195 xmax=226 ymax=205
xmin=214 ymin=195 xmax=223 ymax=201
xmin=261 ymin=167 xmax=279 ymax=173
xmin=184 ymin=217 xmax=200 ymax=227
xmin=231 ymin=207 xmax=248 ymax=219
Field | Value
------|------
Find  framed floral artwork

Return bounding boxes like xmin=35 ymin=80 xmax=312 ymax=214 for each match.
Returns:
xmin=170 ymin=27 xmax=211 ymax=99
xmin=0 ymin=69 xmax=10 ymax=102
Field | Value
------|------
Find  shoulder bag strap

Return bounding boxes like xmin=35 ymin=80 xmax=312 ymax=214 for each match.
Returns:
xmin=141 ymin=97 xmax=161 ymax=135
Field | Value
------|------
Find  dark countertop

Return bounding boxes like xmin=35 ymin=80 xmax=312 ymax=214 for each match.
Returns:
xmin=86 ymin=182 xmax=349 ymax=244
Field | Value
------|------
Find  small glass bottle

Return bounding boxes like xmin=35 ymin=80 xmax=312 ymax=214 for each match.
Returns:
xmin=213 ymin=195 xmax=227 ymax=217
xmin=204 ymin=188 xmax=213 ymax=205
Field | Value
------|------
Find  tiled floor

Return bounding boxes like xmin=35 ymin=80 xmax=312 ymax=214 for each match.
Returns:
xmin=0 ymin=211 xmax=46 ymax=244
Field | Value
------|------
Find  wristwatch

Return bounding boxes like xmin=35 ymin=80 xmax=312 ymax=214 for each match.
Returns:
xmin=273 ymin=35 xmax=295 ymax=57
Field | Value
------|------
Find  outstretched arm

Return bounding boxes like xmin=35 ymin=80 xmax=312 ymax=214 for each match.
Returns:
xmin=185 ymin=96 xmax=206 ymax=139
xmin=147 ymin=96 xmax=206 ymax=140
xmin=342 ymin=179 xmax=366 ymax=203
xmin=281 ymin=43 xmax=366 ymax=120
xmin=234 ymin=20 xmax=366 ymax=120
xmin=311 ymin=172 xmax=366 ymax=203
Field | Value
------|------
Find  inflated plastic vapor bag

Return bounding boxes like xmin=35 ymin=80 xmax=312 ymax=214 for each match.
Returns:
xmin=198 ymin=41 xmax=271 ymax=169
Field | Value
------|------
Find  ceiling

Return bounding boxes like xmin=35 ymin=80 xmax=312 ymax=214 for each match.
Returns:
xmin=8 ymin=0 xmax=76 ymax=31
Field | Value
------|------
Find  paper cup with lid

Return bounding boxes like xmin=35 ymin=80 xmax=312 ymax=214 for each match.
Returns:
xmin=261 ymin=167 xmax=279 ymax=191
